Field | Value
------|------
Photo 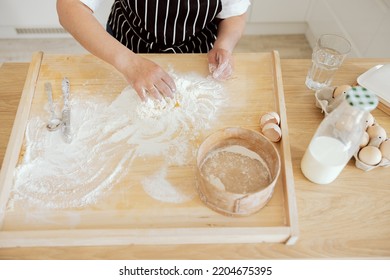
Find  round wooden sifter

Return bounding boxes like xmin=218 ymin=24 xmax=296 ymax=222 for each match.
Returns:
xmin=196 ymin=127 xmax=281 ymax=217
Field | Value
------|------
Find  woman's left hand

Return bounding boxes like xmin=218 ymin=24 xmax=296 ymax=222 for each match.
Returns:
xmin=208 ymin=48 xmax=233 ymax=81
xmin=207 ymin=12 xmax=248 ymax=80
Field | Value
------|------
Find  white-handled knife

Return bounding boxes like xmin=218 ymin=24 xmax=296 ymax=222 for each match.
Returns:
xmin=61 ymin=77 xmax=72 ymax=143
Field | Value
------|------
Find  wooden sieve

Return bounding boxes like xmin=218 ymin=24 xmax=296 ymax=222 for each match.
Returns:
xmin=196 ymin=127 xmax=281 ymax=217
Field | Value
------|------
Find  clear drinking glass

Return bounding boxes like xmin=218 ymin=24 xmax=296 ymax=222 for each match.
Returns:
xmin=305 ymin=34 xmax=351 ymax=91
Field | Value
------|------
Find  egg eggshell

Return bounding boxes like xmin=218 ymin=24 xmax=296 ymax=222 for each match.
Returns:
xmin=333 ymin=85 xmax=352 ymax=98
xmin=365 ymin=113 xmax=375 ymax=128
xmin=380 ymin=139 xmax=390 ymax=160
xmin=360 ymin=132 xmax=370 ymax=148
xmin=358 ymin=146 xmax=382 ymax=166
xmin=367 ymin=125 xmax=387 ymax=140
xmin=260 ymin=112 xmax=280 ymax=128
xmin=261 ymin=123 xmax=282 ymax=142
xmin=368 ymin=136 xmax=383 ymax=148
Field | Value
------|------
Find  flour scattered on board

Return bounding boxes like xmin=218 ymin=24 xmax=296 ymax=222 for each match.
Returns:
xmin=8 ymin=71 xmax=225 ymax=209
xmin=142 ymin=167 xmax=196 ymax=204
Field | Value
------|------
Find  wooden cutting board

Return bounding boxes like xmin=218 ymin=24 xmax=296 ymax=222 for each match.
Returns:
xmin=0 ymin=51 xmax=298 ymax=247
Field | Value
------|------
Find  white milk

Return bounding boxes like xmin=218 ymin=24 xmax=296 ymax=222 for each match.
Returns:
xmin=301 ymin=136 xmax=349 ymax=184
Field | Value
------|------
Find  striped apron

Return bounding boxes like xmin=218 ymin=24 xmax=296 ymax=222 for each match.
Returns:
xmin=107 ymin=0 xmax=222 ymax=53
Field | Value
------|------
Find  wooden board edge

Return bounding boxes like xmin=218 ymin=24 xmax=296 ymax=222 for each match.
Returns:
xmin=0 ymin=226 xmax=291 ymax=248
xmin=0 ymin=52 xmax=44 ymax=228
xmin=271 ymin=50 xmax=299 ymax=245
xmin=377 ymin=102 xmax=390 ymax=116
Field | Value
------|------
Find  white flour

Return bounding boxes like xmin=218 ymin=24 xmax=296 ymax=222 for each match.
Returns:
xmin=215 ymin=145 xmax=263 ymax=162
xmin=8 ymin=71 xmax=224 ymax=210
xmin=142 ymin=167 xmax=196 ymax=204
xmin=200 ymin=145 xmax=272 ymax=194
xmin=203 ymin=145 xmax=265 ymax=192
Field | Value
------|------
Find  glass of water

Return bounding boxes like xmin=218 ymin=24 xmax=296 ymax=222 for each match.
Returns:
xmin=305 ymin=34 xmax=351 ymax=91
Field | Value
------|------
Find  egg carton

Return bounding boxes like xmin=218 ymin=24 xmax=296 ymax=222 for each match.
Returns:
xmin=354 ymin=150 xmax=390 ymax=171
xmin=353 ymin=132 xmax=390 ymax=171
xmin=314 ymin=85 xmax=349 ymax=116
xmin=315 ymin=85 xmax=390 ymax=171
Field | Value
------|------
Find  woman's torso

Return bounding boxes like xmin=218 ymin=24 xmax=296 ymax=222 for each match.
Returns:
xmin=107 ymin=0 xmax=222 ymax=53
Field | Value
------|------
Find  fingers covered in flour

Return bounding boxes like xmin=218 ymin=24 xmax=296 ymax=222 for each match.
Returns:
xmin=208 ymin=48 xmax=233 ymax=81
xmin=119 ymin=54 xmax=176 ymax=101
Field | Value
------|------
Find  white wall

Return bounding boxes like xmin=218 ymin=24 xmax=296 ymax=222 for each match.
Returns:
xmin=0 ymin=0 xmax=59 ymax=27
xmin=245 ymin=0 xmax=311 ymax=35
xmin=0 ymin=0 xmax=112 ymax=37
xmin=306 ymin=0 xmax=390 ymax=57
xmin=0 ymin=0 xmax=310 ymax=37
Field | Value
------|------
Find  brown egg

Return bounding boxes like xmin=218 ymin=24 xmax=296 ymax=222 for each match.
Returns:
xmin=333 ymin=85 xmax=352 ymax=98
xmin=359 ymin=132 xmax=370 ymax=148
xmin=380 ymin=139 xmax=390 ymax=160
xmin=367 ymin=124 xmax=387 ymax=140
xmin=260 ymin=112 xmax=280 ymax=128
xmin=358 ymin=146 xmax=382 ymax=166
xmin=261 ymin=123 xmax=282 ymax=142
xmin=368 ymin=136 xmax=384 ymax=148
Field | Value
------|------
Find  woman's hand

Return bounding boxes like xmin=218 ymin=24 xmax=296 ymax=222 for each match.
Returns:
xmin=117 ymin=53 xmax=176 ymax=101
xmin=57 ymin=0 xmax=175 ymax=102
xmin=208 ymin=12 xmax=248 ymax=80
xmin=208 ymin=48 xmax=233 ymax=80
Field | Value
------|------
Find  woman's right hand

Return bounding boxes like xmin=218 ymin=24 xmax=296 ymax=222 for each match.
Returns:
xmin=116 ymin=52 xmax=176 ymax=101
xmin=57 ymin=0 xmax=176 ymax=102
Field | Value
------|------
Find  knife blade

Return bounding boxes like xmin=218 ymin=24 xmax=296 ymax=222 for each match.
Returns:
xmin=61 ymin=77 xmax=72 ymax=143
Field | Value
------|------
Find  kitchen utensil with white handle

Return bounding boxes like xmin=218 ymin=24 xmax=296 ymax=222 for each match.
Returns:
xmin=61 ymin=77 xmax=72 ymax=143
xmin=45 ymin=82 xmax=62 ymax=131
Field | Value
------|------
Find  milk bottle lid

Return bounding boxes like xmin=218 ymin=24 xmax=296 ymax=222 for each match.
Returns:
xmin=346 ymin=86 xmax=378 ymax=111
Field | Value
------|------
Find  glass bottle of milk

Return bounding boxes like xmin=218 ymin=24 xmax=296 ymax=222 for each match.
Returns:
xmin=301 ymin=86 xmax=378 ymax=184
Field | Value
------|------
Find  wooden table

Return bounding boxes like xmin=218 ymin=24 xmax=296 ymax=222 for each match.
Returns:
xmin=0 ymin=56 xmax=389 ymax=259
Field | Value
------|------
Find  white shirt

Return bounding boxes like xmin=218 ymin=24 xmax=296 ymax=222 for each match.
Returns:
xmin=80 ymin=0 xmax=250 ymax=18
xmin=217 ymin=0 xmax=251 ymax=18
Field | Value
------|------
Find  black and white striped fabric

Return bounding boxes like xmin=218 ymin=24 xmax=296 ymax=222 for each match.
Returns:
xmin=107 ymin=0 xmax=222 ymax=53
